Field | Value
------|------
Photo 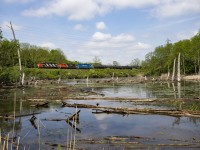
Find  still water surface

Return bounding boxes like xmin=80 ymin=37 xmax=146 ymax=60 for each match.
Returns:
xmin=0 ymin=81 xmax=200 ymax=149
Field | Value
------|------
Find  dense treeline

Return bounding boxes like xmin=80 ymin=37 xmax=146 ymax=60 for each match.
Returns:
xmin=142 ymin=31 xmax=200 ymax=76
xmin=0 ymin=41 xmax=68 ymax=68
xmin=0 ymin=27 xmax=70 ymax=69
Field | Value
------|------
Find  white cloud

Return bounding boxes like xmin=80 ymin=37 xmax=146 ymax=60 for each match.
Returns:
xmin=4 ymin=0 xmax=34 ymax=3
xmin=22 ymin=0 xmax=103 ymax=20
xmin=92 ymin=32 xmax=112 ymax=41
xmin=92 ymin=32 xmax=135 ymax=43
xmin=176 ymin=30 xmax=198 ymax=40
xmin=151 ymin=0 xmax=200 ymax=18
xmin=96 ymin=21 xmax=106 ymax=30
xmin=96 ymin=0 xmax=159 ymax=9
xmin=66 ymin=32 xmax=151 ymax=65
xmin=73 ymin=24 xmax=86 ymax=31
xmin=41 ymin=42 xmax=57 ymax=49
xmin=21 ymin=0 xmax=200 ymax=20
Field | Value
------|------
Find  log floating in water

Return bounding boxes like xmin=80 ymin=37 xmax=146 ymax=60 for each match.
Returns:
xmin=0 ymin=112 xmax=41 ymax=119
xmin=63 ymin=97 xmax=158 ymax=102
xmin=27 ymin=98 xmax=47 ymax=102
xmin=34 ymin=102 xmax=49 ymax=108
xmin=62 ymin=101 xmax=98 ymax=108
xmin=61 ymin=102 xmax=200 ymax=118
xmin=93 ymin=108 xmax=200 ymax=118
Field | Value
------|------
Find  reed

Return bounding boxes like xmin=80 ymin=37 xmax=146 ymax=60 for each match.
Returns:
xmin=64 ymin=107 xmax=78 ymax=150
xmin=0 ymin=93 xmax=22 ymax=150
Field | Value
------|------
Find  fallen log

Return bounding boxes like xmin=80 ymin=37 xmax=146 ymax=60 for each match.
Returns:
xmin=62 ymin=101 xmax=98 ymax=108
xmin=14 ymin=112 xmax=41 ymax=118
xmin=27 ymin=98 xmax=46 ymax=102
xmin=62 ymin=102 xmax=200 ymax=118
xmin=35 ymin=102 xmax=49 ymax=108
xmin=63 ymin=97 xmax=158 ymax=102
xmin=0 ymin=115 xmax=14 ymax=119
xmin=45 ymin=142 xmax=82 ymax=150
xmin=92 ymin=108 xmax=200 ymax=118
xmin=0 ymin=112 xmax=41 ymax=119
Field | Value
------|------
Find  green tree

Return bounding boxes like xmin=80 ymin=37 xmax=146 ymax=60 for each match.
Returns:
xmin=49 ymin=49 xmax=66 ymax=63
xmin=142 ymin=32 xmax=200 ymax=75
xmin=0 ymin=40 xmax=18 ymax=67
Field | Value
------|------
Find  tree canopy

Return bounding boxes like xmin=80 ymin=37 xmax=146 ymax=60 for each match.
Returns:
xmin=142 ymin=31 xmax=200 ymax=75
xmin=0 ymin=37 xmax=68 ymax=68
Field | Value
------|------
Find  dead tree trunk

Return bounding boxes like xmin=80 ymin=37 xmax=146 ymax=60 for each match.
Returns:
xmin=167 ymin=65 xmax=170 ymax=80
xmin=198 ymin=51 xmax=200 ymax=75
xmin=172 ymin=58 xmax=176 ymax=81
xmin=177 ymin=53 xmax=181 ymax=82
xmin=8 ymin=21 xmax=23 ymax=86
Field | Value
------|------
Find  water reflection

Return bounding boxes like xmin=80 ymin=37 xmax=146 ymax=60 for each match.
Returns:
xmin=0 ymin=82 xmax=200 ymax=149
xmin=94 ymin=81 xmax=200 ymax=99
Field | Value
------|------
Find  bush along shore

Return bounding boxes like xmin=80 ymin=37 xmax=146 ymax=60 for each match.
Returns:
xmin=0 ymin=67 xmax=141 ymax=86
xmin=1 ymin=66 xmax=200 ymax=87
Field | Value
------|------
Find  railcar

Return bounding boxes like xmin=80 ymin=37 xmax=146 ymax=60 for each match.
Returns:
xmin=37 ymin=63 xmax=58 ymax=68
xmin=58 ymin=63 xmax=68 ymax=69
xmin=76 ymin=64 xmax=94 ymax=69
xmin=67 ymin=64 xmax=77 ymax=69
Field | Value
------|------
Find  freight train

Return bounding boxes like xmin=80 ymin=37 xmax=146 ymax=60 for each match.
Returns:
xmin=37 ymin=63 xmax=94 ymax=69
xmin=37 ymin=63 xmax=139 ymax=69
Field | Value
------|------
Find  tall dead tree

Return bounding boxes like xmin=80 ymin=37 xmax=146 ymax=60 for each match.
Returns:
xmin=177 ymin=53 xmax=181 ymax=82
xmin=7 ymin=21 xmax=23 ymax=86
xmin=198 ymin=51 xmax=200 ymax=75
xmin=172 ymin=58 xmax=176 ymax=81
xmin=167 ymin=65 xmax=170 ymax=80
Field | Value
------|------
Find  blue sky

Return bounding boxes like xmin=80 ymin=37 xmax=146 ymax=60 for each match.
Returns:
xmin=1 ymin=0 xmax=200 ymax=65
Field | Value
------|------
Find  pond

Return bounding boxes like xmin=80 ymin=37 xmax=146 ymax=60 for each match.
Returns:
xmin=0 ymin=81 xmax=200 ymax=149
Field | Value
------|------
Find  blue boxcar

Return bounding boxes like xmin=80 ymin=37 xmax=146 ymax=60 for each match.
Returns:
xmin=76 ymin=64 xmax=94 ymax=69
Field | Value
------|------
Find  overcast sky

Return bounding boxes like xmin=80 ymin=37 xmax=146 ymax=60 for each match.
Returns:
xmin=1 ymin=0 xmax=200 ymax=65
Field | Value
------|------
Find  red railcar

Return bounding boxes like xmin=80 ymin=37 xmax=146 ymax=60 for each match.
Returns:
xmin=37 ymin=63 xmax=43 ymax=68
xmin=58 ymin=63 xmax=68 ymax=69
xmin=37 ymin=63 xmax=68 ymax=69
xmin=37 ymin=63 xmax=58 ymax=68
